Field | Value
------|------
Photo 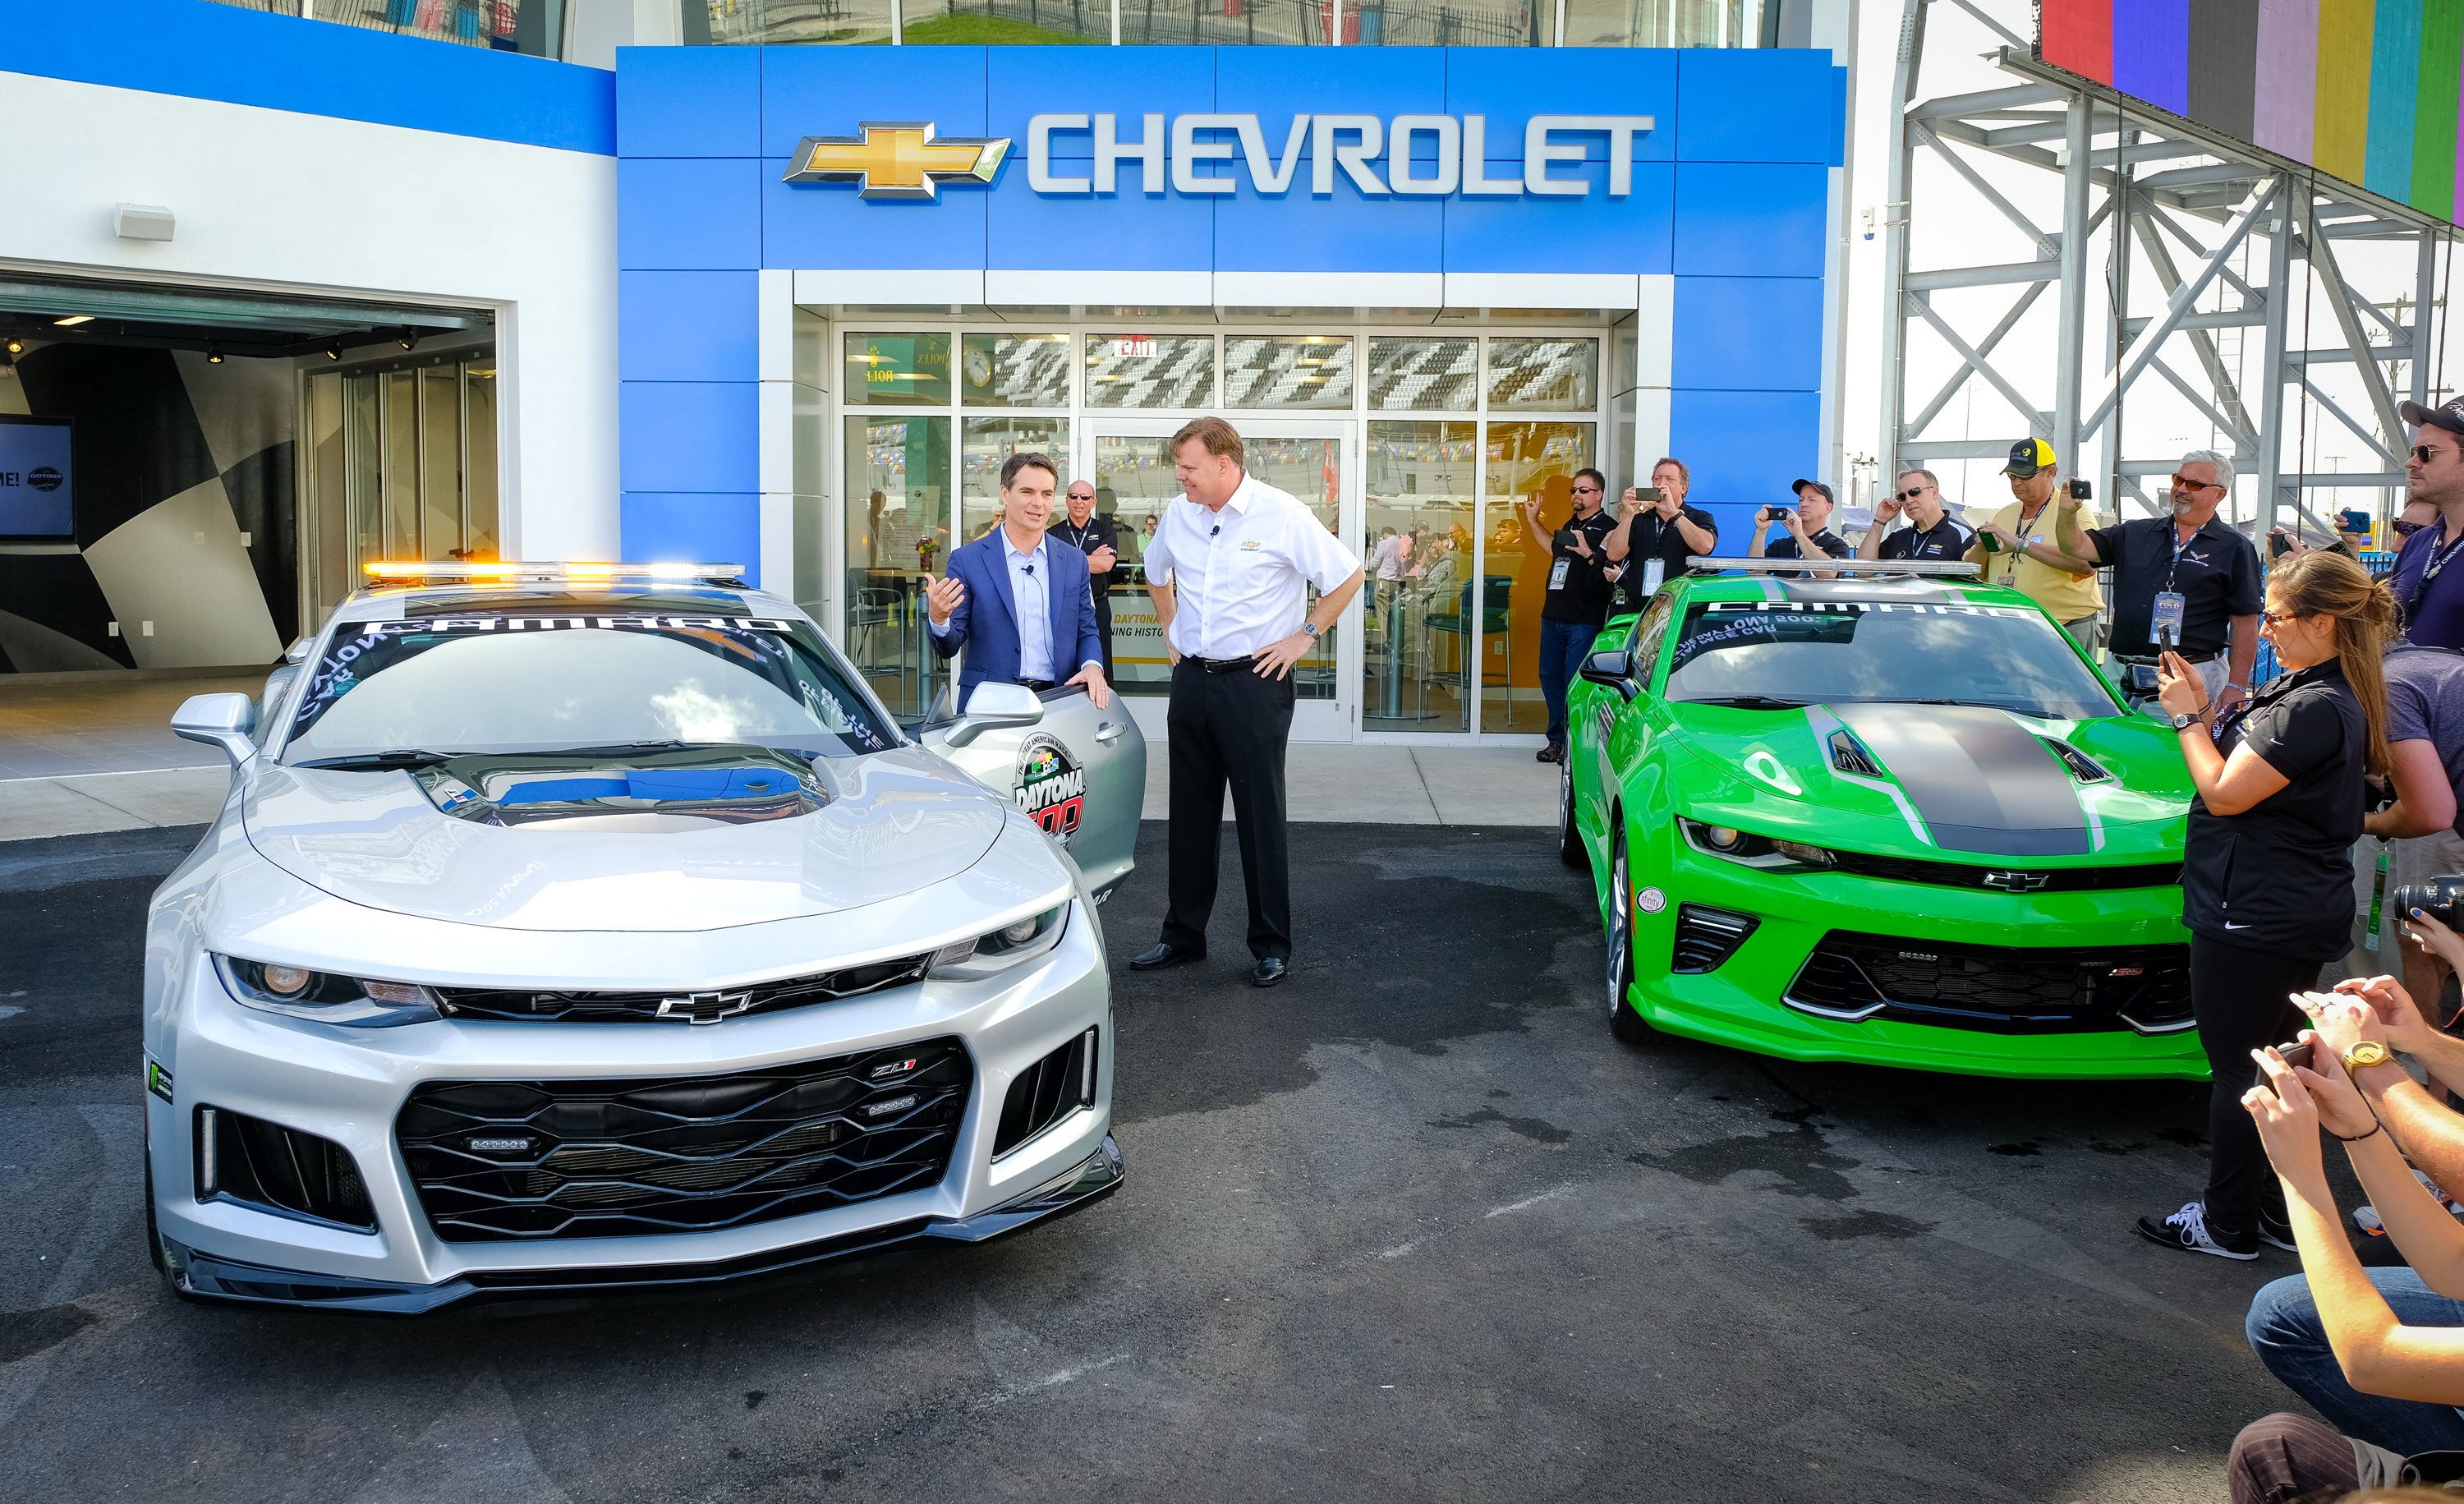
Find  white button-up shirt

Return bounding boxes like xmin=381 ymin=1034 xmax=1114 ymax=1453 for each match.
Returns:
xmin=1142 ymin=471 xmax=1361 ymax=661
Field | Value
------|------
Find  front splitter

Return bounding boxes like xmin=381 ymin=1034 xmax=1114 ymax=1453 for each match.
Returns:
xmin=160 ymin=1134 xmax=1124 ymax=1315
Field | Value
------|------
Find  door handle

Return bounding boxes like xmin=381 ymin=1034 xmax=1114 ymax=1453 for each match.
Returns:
xmin=1096 ymin=722 xmax=1127 ymax=743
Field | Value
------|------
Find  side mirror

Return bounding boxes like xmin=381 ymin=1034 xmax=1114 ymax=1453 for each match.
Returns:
xmin=282 ymin=635 xmax=315 ymax=665
xmin=1578 ymin=646 xmax=1637 ymax=700
xmin=171 ymin=692 xmax=258 ymax=767
xmin=944 ymin=681 xmax=1045 ymax=747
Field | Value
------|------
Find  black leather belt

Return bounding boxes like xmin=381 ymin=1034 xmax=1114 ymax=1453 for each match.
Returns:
xmin=1016 ymin=678 xmax=1057 ymax=691
xmin=1196 ymin=655 xmax=1256 ymax=673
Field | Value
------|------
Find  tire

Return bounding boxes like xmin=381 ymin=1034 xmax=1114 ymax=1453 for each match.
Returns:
xmin=1606 ymin=826 xmax=1653 ymax=1046
xmin=1557 ymin=757 xmax=1587 ymax=870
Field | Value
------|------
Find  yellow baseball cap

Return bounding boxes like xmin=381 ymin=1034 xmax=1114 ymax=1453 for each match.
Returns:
xmin=2002 ymin=438 xmax=2057 ymax=478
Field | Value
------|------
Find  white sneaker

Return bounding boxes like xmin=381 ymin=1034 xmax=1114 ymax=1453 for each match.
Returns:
xmin=2353 ymin=1170 xmax=2456 ymax=1236
xmin=2135 ymin=1199 xmax=2259 ymax=1260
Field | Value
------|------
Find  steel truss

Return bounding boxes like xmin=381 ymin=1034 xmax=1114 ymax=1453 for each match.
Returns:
xmin=1878 ymin=0 xmax=2454 ymax=533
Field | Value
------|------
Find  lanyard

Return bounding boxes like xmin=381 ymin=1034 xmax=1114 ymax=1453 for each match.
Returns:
xmin=2163 ymin=522 xmax=2204 ymax=594
xmin=2411 ymin=523 xmax=2464 ymax=617
xmin=2001 ymin=507 xmax=2048 ymax=582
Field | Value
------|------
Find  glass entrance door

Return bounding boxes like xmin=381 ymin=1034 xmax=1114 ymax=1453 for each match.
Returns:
xmin=1087 ymin=418 xmax=1359 ymax=741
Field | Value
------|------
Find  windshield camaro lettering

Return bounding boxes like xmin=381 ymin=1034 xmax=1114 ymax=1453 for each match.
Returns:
xmin=1015 ymin=113 xmax=1653 ymax=198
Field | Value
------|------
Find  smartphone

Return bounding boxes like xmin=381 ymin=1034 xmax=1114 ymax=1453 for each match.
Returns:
xmin=2269 ymin=532 xmax=2292 ymax=559
xmin=2277 ymin=1038 xmax=2315 ymax=1071
xmin=1979 ymin=531 xmax=2002 ymax=553
xmin=1638 ymin=487 xmax=1663 ymax=504
xmin=2068 ymin=479 xmax=2092 ymax=501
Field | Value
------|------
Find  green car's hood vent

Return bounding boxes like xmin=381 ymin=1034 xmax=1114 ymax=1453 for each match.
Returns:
xmin=1826 ymin=703 xmax=2090 ymax=858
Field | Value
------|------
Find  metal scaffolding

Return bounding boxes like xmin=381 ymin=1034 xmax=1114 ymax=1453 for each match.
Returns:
xmin=1878 ymin=0 xmax=2455 ymax=531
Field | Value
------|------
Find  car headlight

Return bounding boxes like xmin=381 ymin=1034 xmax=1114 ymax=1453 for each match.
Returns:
xmin=214 ymin=955 xmax=441 ymax=1027
xmin=1679 ymin=820 xmax=1836 ymax=871
xmin=929 ymin=904 xmax=1069 ymax=981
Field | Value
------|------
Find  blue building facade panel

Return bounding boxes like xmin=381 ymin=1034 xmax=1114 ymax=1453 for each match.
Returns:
xmin=615 ymin=44 xmax=1843 ymax=573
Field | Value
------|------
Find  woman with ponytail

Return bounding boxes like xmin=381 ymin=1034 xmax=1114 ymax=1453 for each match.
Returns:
xmin=2137 ymin=549 xmax=2400 ymax=1260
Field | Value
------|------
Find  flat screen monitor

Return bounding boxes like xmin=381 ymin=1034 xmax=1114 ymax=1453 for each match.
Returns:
xmin=0 ymin=416 xmax=72 ymax=540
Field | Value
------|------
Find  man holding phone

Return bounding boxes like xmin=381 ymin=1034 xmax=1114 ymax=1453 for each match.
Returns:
xmin=2389 ymin=399 xmax=2464 ymax=650
xmin=1748 ymin=480 xmax=1853 ymax=567
xmin=1858 ymin=467 xmax=1974 ymax=561
xmin=2014 ymin=449 xmax=2261 ymax=714
xmin=1602 ymin=456 xmax=1717 ymax=610
xmin=1522 ymin=468 xmax=1619 ymax=763
xmin=1972 ymin=438 xmax=2104 ymax=655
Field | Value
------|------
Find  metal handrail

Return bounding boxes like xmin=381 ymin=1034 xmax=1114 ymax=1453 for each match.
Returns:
xmin=1685 ymin=557 xmax=1984 ymax=578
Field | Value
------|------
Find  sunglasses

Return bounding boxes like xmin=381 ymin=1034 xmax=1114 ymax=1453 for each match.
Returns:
xmin=2170 ymin=474 xmax=2224 ymax=493
xmin=2416 ymin=445 xmax=2457 ymax=465
xmin=2395 ymin=518 xmax=2428 ymax=536
xmin=2260 ymin=609 xmax=2308 ymax=627
xmin=1893 ymin=485 xmax=1932 ymax=503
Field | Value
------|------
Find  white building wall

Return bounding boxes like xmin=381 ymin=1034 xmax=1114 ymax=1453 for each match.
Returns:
xmin=0 ymin=69 xmax=619 ymax=562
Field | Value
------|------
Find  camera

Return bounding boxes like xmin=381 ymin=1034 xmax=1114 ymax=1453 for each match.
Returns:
xmin=1758 ymin=505 xmax=1791 ymax=524
xmin=2068 ymin=480 xmax=2092 ymax=500
xmin=2389 ymin=875 xmax=2464 ymax=929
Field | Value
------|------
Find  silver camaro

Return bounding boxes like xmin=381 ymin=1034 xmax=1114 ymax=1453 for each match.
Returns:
xmin=140 ymin=563 xmax=1138 ymax=1312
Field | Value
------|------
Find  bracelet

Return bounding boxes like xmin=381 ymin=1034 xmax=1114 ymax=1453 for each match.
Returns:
xmin=2226 ymin=682 xmax=2249 ymax=692
xmin=2333 ymin=1121 xmax=2384 ymax=1144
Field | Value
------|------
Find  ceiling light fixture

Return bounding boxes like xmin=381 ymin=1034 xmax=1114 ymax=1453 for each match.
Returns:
xmin=53 ymin=315 xmax=94 ymax=328
xmin=398 ymin=328 xmax=417 ymax=351
xmin=324 ymin=339 xmax=343 ymax=361
xmin=205 ymin=344 xmax=225 ymax=365
xmin=3 ymin=336 xmax=22 ymax=356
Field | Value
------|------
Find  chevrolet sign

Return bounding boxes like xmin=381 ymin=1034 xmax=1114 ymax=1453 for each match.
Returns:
xmin=784 ymin=113 xmax=1654 ymax=200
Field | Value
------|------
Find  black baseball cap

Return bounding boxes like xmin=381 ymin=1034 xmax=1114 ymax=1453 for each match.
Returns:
xmin=2402 ymin=398 xmax=2464 ymax=438
xmin=2002 ymin=437 xmax=2057 ymax=478
xmin=1791 ymin=478 xmax=1834 ymax=504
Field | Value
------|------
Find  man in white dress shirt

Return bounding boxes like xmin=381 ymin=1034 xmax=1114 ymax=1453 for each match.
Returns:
xmin=1129 ymin=416 xmax=1363 ymax=988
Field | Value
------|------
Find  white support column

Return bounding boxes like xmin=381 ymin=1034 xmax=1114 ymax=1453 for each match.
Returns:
xmin=1875 ymin=0 xmax=1926 ymax=485
xmin=2049 ymin=94 xmax=2092 ymax=467
xmin=2252 ymin=192 xmax=2295 ymax=541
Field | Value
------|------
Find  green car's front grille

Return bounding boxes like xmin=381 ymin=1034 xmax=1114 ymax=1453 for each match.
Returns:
xmin=1817 ymin=849 xmax=2183 ymax=895
xmin=1785 ymin=932 xmax=2193 ymax=1036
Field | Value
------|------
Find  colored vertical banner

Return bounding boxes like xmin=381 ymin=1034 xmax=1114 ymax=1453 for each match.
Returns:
xmin=2042 ymin=0 xmax=2116 ymax=80
xmin=2419 ymin=0 xmax=2463 ymax=218
xmin=2253 ymin=0 xmax=2320 ymax=160
xmin=2189 ymin=0 xmax=2260 ymax=145
xmin=2112 ymin=0 xmax=2190 ymax=114
xmin=2313 ymin=0 xmax=2376 ymax=186
xmin=2365 ymin=0 xmax=2424 ymax=198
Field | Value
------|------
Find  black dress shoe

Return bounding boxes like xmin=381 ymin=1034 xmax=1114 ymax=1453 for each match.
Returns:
xmin=1250 ymin=956 xmax=1289 ymax=988
xmin=1130 ymin=941 xmax=1202 ymax=971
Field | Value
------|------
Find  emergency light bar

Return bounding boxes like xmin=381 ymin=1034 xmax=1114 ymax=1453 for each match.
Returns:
xmin=1688 ymin=557 xmax=1984 ymax=578
xmin=361 ymin=561 xmax=748 ymax=586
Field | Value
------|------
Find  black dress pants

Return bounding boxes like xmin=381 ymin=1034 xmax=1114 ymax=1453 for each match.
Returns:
xmin=1161 ymin=656 xmax=1296 ymax=961
xmin=1089 ymin=591 xmax=1114 ymax=680
xmin=2192 ymin=932 xmax=2322 ymax=1235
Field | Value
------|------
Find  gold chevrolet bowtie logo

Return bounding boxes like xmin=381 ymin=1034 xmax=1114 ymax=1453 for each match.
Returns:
xmin=783 ymin=122 xmax=1010 ymax=200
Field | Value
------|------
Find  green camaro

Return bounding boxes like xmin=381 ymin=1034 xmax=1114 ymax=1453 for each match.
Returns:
xmin=1560 ymin=561 xmax=2207 ymax=1080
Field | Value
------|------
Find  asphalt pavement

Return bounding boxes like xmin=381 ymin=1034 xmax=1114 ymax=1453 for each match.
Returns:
xmin=1 ymin=821 xmax=2314 ymax=1503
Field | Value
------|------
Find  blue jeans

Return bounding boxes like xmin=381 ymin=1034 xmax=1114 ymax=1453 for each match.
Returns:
xmin=2248 ymin=1268 xmax=2464 ymax=1457
xmin=1538 ymin=618 xmax=1600 ymax=745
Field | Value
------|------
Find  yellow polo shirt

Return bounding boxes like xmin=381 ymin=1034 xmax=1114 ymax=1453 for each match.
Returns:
xmin=1977 ymin=499 xmax=2104 ymax=623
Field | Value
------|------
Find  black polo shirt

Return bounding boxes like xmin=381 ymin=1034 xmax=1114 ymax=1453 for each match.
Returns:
xmin=1877 ymin=513 xmax=1974 ymax=561
xmin=2085 ymin=514 xmax=2263 ymax=658
xmin=2181 ymin=660 xmax=2365 ymax=959
xmin=1616 ymin=504 xmax=1720 ymax=608
xmin=1768 ymin=527 xmax=1852 ymax=560
xmin=1543 ymin=508 xmax=1620 ymax=625
xmin=1050 ymin=515 xmax=1120 ymax=619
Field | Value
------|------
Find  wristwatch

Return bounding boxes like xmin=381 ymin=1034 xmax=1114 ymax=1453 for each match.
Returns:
xmin=2343 ymin=1040 xmax=2396 ymax=1074
xmin=1300 ymin=622 xmax=1321 ymax=639
xmin=2171 ymin=711 xmax=2201 ymax=731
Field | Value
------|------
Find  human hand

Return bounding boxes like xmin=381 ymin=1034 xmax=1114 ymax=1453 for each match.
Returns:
xmin=2056 ymin=479 xmax=2085 ymax=512
xmin=1875 ymin=497 xmax=1905 ymax=522
xmin=2293 ymin=990 xmax=2391 ymax=1064
xmin=1782 ymin=510 xmax=1809 ymax=537
xmin=2335 ymin=972 xmax=2436 ymax=1055
xmin=2245 ymin=1046 xmax=2330 ymax=1190
xmin=1618 ymin=488 xmax=1644 ymax=517
xmin=2286 ymin=1035 xmax=2380 ymax=1139
xmin=1066 ymin=663 xmax=1110 ymax=710
xmin=1524 ymin=494 xmax=1544 ymax=522
xmin=2154 ymin=651 xmax=2207 ymax=719
xmin=925 ymin=574 xmax=966 ymax=626
xmin=1087 ymin=545 xmax=1117 ymax=575
xmin=2403 ymin=906 xmax=2464 ymax=976
xmin=1570 ymin=529 xmax=1594 ymax=559
xmin=1253 ymin=631 xmax=1315 ymax=680
xmin=1653 ymin=491 xmax=1681 ymax=521
xmin=1980 ymin=522 xmax=2019 ymax=550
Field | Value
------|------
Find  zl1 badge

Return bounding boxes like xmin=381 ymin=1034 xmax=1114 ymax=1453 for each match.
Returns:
xmin=1014 ymin=733 xmax=1086 ymax=842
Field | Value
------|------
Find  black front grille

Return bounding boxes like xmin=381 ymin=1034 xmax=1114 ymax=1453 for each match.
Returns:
xmin=198 ymin=1107 xmax=375 ymax=1230
xmin=396 ymin=1038 xmax=972 ymax=1242
xmin=1821 ymin=849 xmax=2181 ymax=894
xmin=1786 ymin=931 xmax=2191 ymax=1035
xmin=1671 ymin=904 xmax=1758 ymax=973
xmin=994 ymin=1028 xmax=1098 ymax=1158
xmin=432 ymin=955 xmax=931 ymax=1024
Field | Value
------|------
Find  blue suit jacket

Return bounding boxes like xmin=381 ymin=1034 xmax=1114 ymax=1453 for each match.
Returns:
xmin=930 ymin=529 xmax=1104 ymax=704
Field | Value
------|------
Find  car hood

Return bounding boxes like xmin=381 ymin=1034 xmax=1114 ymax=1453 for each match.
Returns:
xmin=1663 ymin=699 xmax=2192 ymax=860
xmin=240 ymin=747 xmax=1010 ymax=931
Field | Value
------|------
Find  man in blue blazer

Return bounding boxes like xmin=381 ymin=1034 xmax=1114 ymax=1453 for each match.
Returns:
xmin=926 ymin=452 xmax=1111 ymax=710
